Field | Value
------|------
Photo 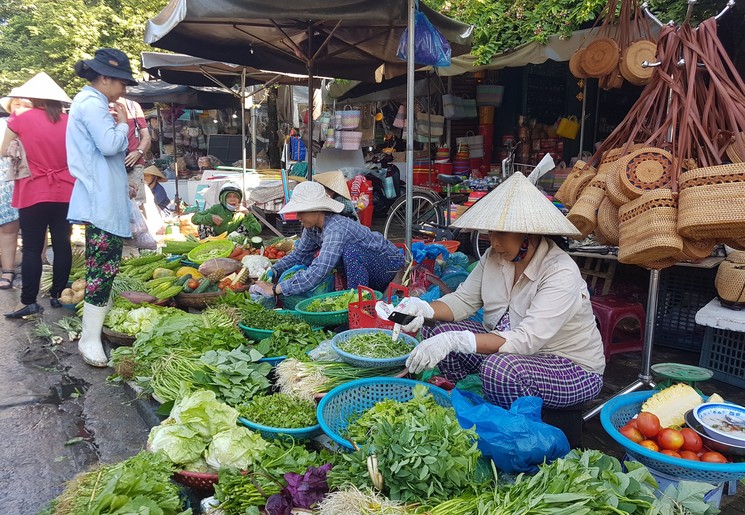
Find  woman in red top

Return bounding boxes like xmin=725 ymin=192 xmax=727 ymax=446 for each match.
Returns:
xmin=0 ymin=72 xmax=75 ymax=318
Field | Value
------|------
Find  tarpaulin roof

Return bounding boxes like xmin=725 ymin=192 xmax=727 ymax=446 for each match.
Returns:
xmin=144 ymin=0 xmax=473 ymax=82
xmin=122 ymin=80 xmax=239 ymax=107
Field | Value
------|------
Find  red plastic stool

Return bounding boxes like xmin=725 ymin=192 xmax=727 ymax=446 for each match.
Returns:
xmin=590 ymin=295 xmax=645 ymax=362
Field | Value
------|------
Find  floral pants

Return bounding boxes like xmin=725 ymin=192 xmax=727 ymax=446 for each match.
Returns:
xmin=85 ymin=225 xmax=123 ymax=306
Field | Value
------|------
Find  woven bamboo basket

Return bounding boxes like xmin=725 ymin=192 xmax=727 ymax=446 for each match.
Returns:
xmin=677 ymin=163 xmax=745 ymax=240
xmin=554 ymin=161 xmax=596 ymax=208
xmin=727 ymin=251 xmax=745 ymax=264
xmin=566 ymin=173 xmax=607 ymax=239
xmin=102 ymin=327 xmax=136 ymax=346
xmin=569 ymin=49 xmax=589 ymax=79
xmin=581 ymin=37 xmax=620 ymax=78
xmin=617 ymin=148 xmax=674 ymax=200
xmin=620 ymin=40 xmax=657 ymax=85
xmin=605 ymin=160 xmax=632 ymax=207
xmin=680 ymin=238 xmax=716 ymax=262
xmin=618 ymin=189 xmax=683 ymax=265
xmin=174 ymin=291 xmax=226 ymax=310
xmin=724 ymin=237 xmax=745 ymax=251
xmin=596 ymin=197 xmax=620 ymax=246
xmin=599 ymin=65 xmax=624 ymax=91
xmin=715 ymin=260 xmax=745 ymax=308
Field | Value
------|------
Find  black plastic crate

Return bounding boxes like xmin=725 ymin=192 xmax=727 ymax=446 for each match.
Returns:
xmin=699 ymin=327 xmax=745 ymax=388
xmin=274 ymin=216 xmax=302 ymax=237
xmin=654 ymin=267 xmax=718 ymax=351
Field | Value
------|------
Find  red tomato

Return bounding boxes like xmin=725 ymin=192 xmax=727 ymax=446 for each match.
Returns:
xmin=639 ymin=439 xmax=660 ymax=452
xmin=680 ymin=428 xmax=703 ymax=453
xmin=657 ymin=428 xmax=685 ymax=451
xmin=619 ymin=425 xmax=644 ymax=444
xmin=626 ymin=418 xmax=639 ymax=430
xmin=276 ymin=251 xmax=286 ymax=258
xmin=636 ymin=412 xmax=662 ymax=439
xmin=187 ymin=279 xmax=200 ymax=290
xmin=679 ymin=450 xmax=700 ymax=461
xmin=700 ymin=451 xmax=728 ymax=463
xmin=660 ymin=449 xmax=681 ymax=458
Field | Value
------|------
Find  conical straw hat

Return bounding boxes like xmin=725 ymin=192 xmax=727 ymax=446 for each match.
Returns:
xmin=313 ymin=170 xmax=351 ymax=200
xmin=8 ymin=72 xmax=72 ymax=104
xmin=451 ymin=172 xmax=582 ymax=237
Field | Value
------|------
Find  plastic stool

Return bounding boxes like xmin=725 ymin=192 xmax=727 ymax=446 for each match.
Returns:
xmin=590 ymin=295 xmax=645 ymax=362
xmin=651 ymin=363 xmax=713 ymax=396
xmin=542 ymin=400 xmax=595 ymax=449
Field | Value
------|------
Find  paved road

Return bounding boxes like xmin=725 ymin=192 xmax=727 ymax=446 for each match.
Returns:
xmin=0 ymin=275 xmax=149 ymax=514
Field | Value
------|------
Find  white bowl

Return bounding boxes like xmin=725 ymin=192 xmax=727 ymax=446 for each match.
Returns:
xmin=692 ymin=403 xmax=745 ymax=447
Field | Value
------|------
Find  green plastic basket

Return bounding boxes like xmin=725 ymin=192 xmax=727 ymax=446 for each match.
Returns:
xmin=294 ymin=289 xmax=383 ymax=327
xmin=238 ymin=310 xmax=304 ymax=341
xmin=186 ymin=240 xmax=235 ymax=265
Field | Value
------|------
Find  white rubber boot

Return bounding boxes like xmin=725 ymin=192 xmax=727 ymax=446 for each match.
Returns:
xmin=78 ymin=302 xmax=110 ymax=367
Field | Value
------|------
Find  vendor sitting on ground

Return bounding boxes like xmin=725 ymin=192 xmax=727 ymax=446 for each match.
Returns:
xmin=252 ymin=181 xmax=404 ymax=298
xmin=191 ymin=181 xmax=261 ymax=239
xmin=389 ymin=172 xmax=605 ymax=409
xmin=313 ymin=170 xmax=358 ymax=221
xmin=143 ymin=165 xmax=170 ymax=211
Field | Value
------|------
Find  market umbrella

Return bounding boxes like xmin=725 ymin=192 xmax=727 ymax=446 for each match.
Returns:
xmin=144 ymin=0 xmax=472 ymax=179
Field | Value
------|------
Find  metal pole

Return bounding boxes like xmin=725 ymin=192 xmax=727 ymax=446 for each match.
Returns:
xmin=171 ymin=104 xmax=180 ymax=215
xmin=405 ymin=0 xmax=415 ymax=250
xmin=241 ymin=68 xmax=247 ymax=196
xmin=446 ymin=76 xmax=452 ymax=151
xmin=251 ymin=84 xmax=257 ymax=170
xmin=307 ymin=24 xmax=314 ymax=179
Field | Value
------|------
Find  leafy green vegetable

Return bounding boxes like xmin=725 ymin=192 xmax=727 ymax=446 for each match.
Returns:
xmin=304 ymin=289 xmax=373 ymax=313
xmin=239 ymin=306 xmax=305 ymax=330
xmin=150 ymin=350 xmax=204 ymax=403
xmin=148 ymin=420 xmax=206 ymax=466
xmin=255 ymin=322 xmax=332 ymax=360
xmin=42 ymin=451 xmax=190 ymax=515
xmin=337 ymin=332 xmax=413 ymax=359
xmin=239 ymin=393 xmax=317 ymax=428
xmin=170 ymin=389 xmax=239 ymax=439
xmin=205 ymin=426 xmax=268 ymax=471
xmin=105 ymin=305 xmax=161 ymax=335
xmin=194 ymin=345 xmax=272 ymax=406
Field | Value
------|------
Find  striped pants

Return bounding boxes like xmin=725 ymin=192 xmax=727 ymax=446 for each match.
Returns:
xmin=422 ymin=317 xmax=603 ymax=409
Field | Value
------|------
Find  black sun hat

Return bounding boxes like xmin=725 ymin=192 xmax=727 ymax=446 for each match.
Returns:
xmin=74 ymin=48 xmax=138 ymax=86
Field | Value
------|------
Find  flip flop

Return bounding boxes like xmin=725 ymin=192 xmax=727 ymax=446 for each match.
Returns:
xmin=0 ymin=270 xmax=15 ymax=290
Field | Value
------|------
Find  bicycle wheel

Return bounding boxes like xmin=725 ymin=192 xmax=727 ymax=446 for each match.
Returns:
xmin=470 ymin=230 xmax=491 ymax=259
xmin=383 ymin=187 xmax=444 ymax=243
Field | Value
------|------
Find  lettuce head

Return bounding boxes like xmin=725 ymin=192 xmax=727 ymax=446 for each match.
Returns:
xmin=205 ymin=426 xmax=268 ymax=471
xmin=147 ymin=420 xmax=206 ymax=466
xmin=170 ymin=389 xmax=238 ymax=439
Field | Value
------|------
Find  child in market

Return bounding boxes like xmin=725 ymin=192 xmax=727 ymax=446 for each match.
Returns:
xmin=191 ymin=181 xmax=262 ymax=239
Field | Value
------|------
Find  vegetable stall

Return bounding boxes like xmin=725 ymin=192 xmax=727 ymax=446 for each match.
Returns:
xmin=37 ymin=228 xmax=745 ymax=515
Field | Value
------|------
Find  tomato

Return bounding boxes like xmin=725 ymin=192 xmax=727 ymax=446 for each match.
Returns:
xmin=626 ymin=418 xmax=639 ymax=430
xmin=619 ymin=425 xmax=644 ymax=444
xmin=266 ymin=251 xmax=277 ymax=259
xmin=700 ymin=451 xmax=728 ymax=463
xmin=187 ymin=279 xmax=200 ymax=290
xmin=660 ymin=449 xmax=681 ymax=458
xmin=680 ymin=428 xmax=703 ymax=453
xmin=276 ymin=251 xmax=286 ymax=258
xmin=657 ymin=428 xmax=685 ymax=451
xmin=639 ymin=439 xmax=660 ymax=452
xmin=636 ymin=412 xmax=662 ymax=439
xmin=679 ymin=450 xmax=700 ymax=461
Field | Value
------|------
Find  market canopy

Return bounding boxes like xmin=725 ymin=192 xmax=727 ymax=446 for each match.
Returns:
xmin=144 ymin=0 xmax=473 ymax=83
xmin=141 ymin=51 xmax=322 ymax=88
xmin=123 ymin=80 xmax=240 ymax=107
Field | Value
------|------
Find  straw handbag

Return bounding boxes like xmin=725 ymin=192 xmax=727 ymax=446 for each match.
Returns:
xmin=415 ymin=111 xmax=445 ymax=137
xmin=569 ymin=49 xmax=589 ymax=79
xmin=605 ymin=162 xmax=632 ymax=207
xmin=340 ymin=105 xmax=361 ymax=129
xmin=620 ymin=40 xmax=657 ymax=85
xmin=617 ymin=189 xmax=683 ymax=265
xmin=595 ymin=197 xmax=620 ymax=246
xmin=476 ymin=83 xmax=504 ymax=107
xmin=616 ymin=147 xmax=674 ymax=200
xmin=715 ymin=252 xmax=745 ymax=308
xmin=679 ymin=238 xmax=717 ymax=262
xmin=566 ymin=172 xmax=607 ymax=239
xmin=677 ymin=163 xmax=745 ymax=240
xmin=554 ymin=160 xmax=596 ymax=208
xmin=582 ymin=37 xmax=620 ymax=78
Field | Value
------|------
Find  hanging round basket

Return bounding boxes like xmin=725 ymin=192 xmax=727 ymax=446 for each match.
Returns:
xmin=599 ymin=65 xmax=624 ymax=91
xmin=618 ymin=147 xmax=674 ymax=200
xmin=677 ymin=163 xmax=745 ymax=240
xmin=605 ymin=160 xmax=632 ymax=207
xmin=566 ymin=173 xmax=607 ymax=239
xmin=569 ymin=49 xmax=589 ymax=79
xmin=620 ymin=40 xmax=657 ymax=85
xmin=581 ymin=38 xmax=621 ymax=78
xmin=680 ymin=238 xmax=717 ymax=262
xmin=554 ymin=160 xmax=596 ymax=208
xmin=596 ymin=196 xmax=620 ymax=246
xmin=618 ymin=189 xmax=683 ymax=265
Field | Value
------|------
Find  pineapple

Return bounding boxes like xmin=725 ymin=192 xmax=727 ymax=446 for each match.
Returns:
xmin=640 ymin=383 xmax=703 ymax=428
xmin=207 ymin=267 xmax=227 ymax=284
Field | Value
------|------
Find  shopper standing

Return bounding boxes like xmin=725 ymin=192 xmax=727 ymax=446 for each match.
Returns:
xmin=66 ymin=48 xmax=137 ymax=367
xmin=0 ymin=73 xmax=74 ymax=317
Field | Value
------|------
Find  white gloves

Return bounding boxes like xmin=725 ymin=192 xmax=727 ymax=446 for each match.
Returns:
xmin=390 ymin=297 xmax=435 ymax=333
xmin=405 ymin=330 xmax=477 ymax=374
xmin=249 ymin=283 xmax=273 ymax=298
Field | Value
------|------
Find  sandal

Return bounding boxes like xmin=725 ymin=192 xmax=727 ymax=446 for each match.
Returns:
xmin=0 ymin=270 xmax=15 ymax=290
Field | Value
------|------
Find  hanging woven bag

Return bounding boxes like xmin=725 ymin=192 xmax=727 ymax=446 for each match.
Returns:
xmin=566 ymin=172 xmax=607 ymax=239
xmin=617 ymin=188 xmax=683 ymax=265
xmin=595 ymin=197 xmax=620 ymax=246
xmin=616 ymin=147 xmax=674 ymax=200
xmin=554 ymin=160 xmax=596 ymax=208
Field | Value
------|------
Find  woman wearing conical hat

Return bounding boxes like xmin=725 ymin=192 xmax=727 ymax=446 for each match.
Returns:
xmin=389 ymin=173 xmax=605 ymax=409
xmin=313 ymin=170 xmax=359 ymax=222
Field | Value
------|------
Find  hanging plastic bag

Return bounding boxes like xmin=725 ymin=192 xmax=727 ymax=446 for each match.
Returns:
xmin=450 ymin=389 xmax=569 ymax=473
xmin=125 ymin=199 xmax=157 ymax=250
xmin=396 ymin=10 xmax=451 ymax=67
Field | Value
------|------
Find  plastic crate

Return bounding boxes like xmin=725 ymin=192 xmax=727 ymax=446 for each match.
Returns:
xmin=655 ymin=267 xmax=718 ymax=351
xmin=275 ymin=217 xmax=303 ymax=236
xmin=699 ymin=327 xmax=745 ymax=388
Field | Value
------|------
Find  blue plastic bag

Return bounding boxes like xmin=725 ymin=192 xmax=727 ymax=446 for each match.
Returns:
xmin=396 ymin=10 xmax=451 ymax=67
xmin=411 ymin=241 xmax=449 ymax=264
xmin=451 ymin=389 xmax=569 ymax=473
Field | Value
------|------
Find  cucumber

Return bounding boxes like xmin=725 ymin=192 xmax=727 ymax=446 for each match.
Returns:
xmin=250 ymin=236 xmax=264 ymax=249
xmin=192 ymin=277 xmax=212 ymax=294
xmin=175 ymin=274 xmax=192 ymax=286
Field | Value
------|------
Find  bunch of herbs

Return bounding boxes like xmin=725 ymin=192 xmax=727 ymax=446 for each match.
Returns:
xmin=194 ymin=345 xmax=272 ymax=407
xmin=255 ymin=322 xmax=332 ymax=360
xmin=239 ymin=393 xmax=317 ymax=429
xmin=337 ymin=332 xmax=413 ymax=359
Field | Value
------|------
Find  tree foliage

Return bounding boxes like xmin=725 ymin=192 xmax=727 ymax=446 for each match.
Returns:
xmin=0 ymin=0 xmax=168 ymax=95
xmin=424 ymin=0 xmax=733 ymax=65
